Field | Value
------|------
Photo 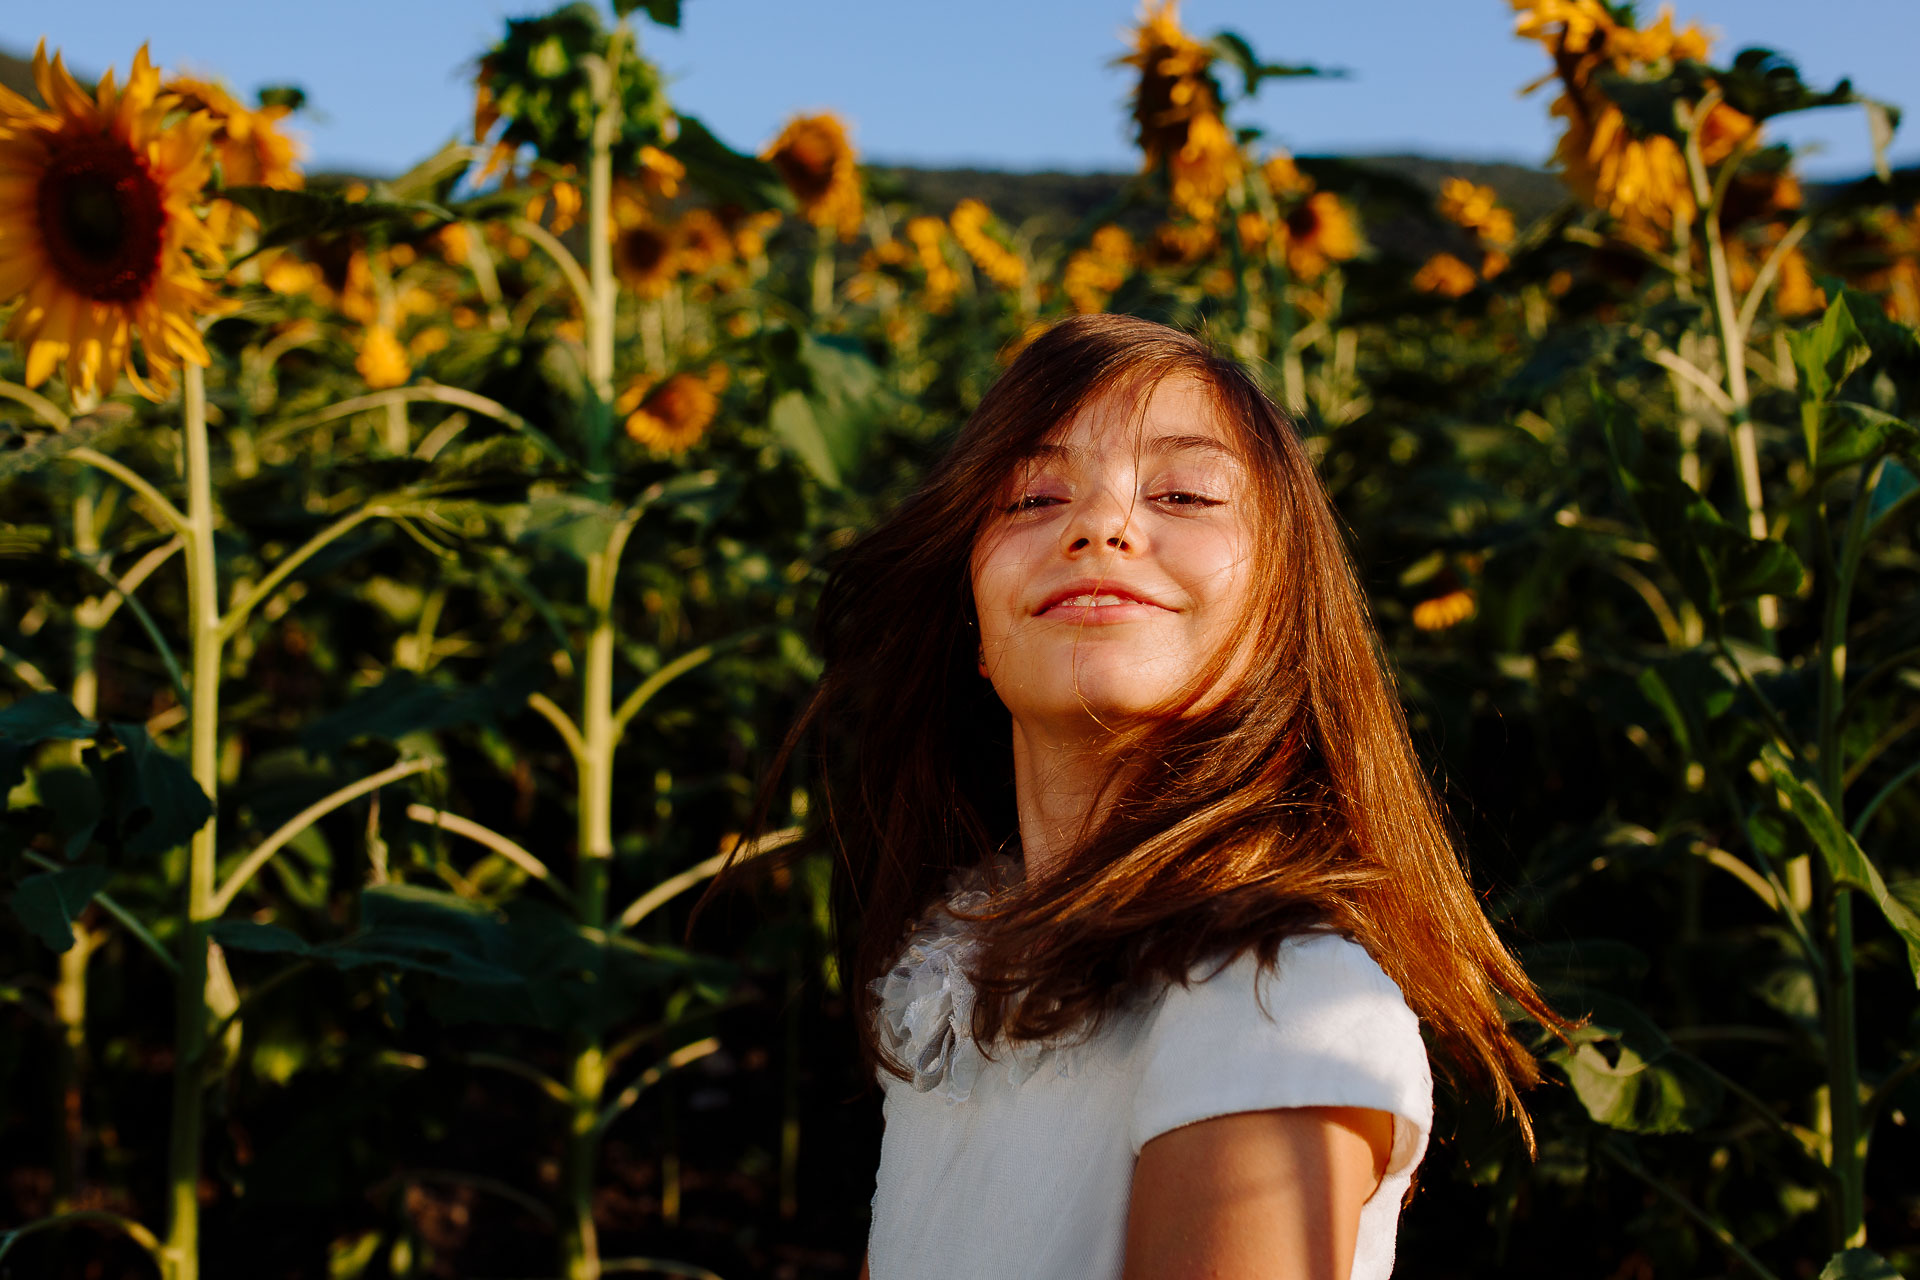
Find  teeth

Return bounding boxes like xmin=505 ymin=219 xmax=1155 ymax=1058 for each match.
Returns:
xmin=1059 ymin=594 xmax=1131 ymax=607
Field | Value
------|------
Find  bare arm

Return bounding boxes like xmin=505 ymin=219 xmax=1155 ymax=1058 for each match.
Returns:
xmin=858 ymin=1252 xmax=870 ymax=1280
xmin=1122 ymin=1105 xmax=1394 ymax=1280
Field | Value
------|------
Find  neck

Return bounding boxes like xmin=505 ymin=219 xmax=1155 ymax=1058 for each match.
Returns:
xmin=1010 ymin=718 xmax=1122 ymax=881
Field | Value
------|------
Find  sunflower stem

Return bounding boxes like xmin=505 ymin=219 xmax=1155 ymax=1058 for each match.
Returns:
xmin=161 ymin=361 xmax=221 ymax=1280
xmin=558 ymin=23 xmax=632 ymax=1280
xmin=52 ymin=472 xmax=104 ymax=1212
xmin=1682 ymin=91 xmax=1773 ymax=633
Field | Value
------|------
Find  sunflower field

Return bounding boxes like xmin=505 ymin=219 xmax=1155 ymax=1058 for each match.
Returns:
xmin=1 ymin=1 xmax=1918 ymax=1277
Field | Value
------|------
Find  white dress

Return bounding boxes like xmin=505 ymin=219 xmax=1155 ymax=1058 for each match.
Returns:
xmin=866 ymin=870 xmax=1434 ymax=1280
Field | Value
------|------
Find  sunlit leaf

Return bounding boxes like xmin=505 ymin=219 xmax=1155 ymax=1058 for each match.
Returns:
xmin=1546 ymin=989 xmax=1724 ymax=1133
xmin=770 ymin=390 xmax=839 ymax=488
xmin=1760 ymin=745 xmax=1920 ymax=984
xmin=1819 ymin=1248 xmax=1905 ymax=1280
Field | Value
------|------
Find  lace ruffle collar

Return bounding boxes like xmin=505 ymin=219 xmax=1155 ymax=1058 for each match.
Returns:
xmin=872 ymin=857 xmax=1068 ymax=1103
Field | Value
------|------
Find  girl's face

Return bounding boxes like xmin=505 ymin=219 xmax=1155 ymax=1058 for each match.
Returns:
xmin=969 ymin=375 xmax=1259 ymax=737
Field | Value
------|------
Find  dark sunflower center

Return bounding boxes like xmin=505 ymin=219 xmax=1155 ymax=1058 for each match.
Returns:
xmin=618 ymin=227 xmax=669 ymax=276
xmin=773 ymin=134 xmax=836 ymax=203
xmin=37 ymin=135 xmax=167 ymax=303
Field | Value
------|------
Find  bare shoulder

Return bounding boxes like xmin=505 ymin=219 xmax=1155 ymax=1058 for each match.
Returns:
xmin=1123 ymin=1105 xmax=1394 ymax=1280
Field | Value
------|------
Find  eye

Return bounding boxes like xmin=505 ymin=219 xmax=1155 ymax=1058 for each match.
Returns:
xmin=1004 ymin=493 xmax=1063 ymax=513
xmin=1153 ymin=490 xmax=1221 ymax=507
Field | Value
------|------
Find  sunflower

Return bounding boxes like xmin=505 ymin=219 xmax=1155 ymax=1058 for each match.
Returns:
xmin=1514 ymin=0 xmax=1753 ymax=237
xmin=1147 ymin=220 xmax=1219 ymax=267
xmin=950 ymin=200 xmax=1026 ymax=291
xmin=355 ymin=322 xmax=409 ymax=388
xmin=764 ymin=114 xmax=862 ymax=242
xmin=1062 ymin=226 xmax=1135 ymax=313
xmin=610 ymin=186 xmax=677 ymax=297
xmin=160 ymin=75 xmax=302 ymax=191
xmin=0 ymin=43 xmax=227 ymax=400
xmin=1414 ymin=252 xmax=1478 ymax=298
xmin=1412 ymin=588 xmax=1477 ymax=631
xmin=1122 ymin=2 xmax=1242 ymax=221
xmin=1280 ymin=192 xmax=1360 ymax=280
xmin=620 ymin=371 xmax=718 ymax=453
xmin=905 ymin=216 xmax=959 ymax=313
xmin=1167 ymin=110 xmax=1242 ymax=222
xmin=1122 ymin=1 xmax=1222 ymax=171
xmin=1437 ymin=178 xmax=1515 ymax=247
xmin=673 ymin=208 xmax=734 ymax=277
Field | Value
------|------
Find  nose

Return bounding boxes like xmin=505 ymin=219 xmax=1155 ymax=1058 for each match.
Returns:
xmin=1064 ymin=488 xmax=1135 ymax=554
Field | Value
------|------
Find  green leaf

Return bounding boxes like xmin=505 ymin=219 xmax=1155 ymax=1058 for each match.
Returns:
xmin=1594 ymin=69 xmax=1688 ymax=142
xmin=615 ymin=0 xmax=681 ymax=28
xmin=1713 ymin=48 xmax=1868 ymax=122
xmin=1819 ymin=1248 xmax=1905 ymax=1280
xmin=1821 ymin=402 xmax=1920 ymax=474
xmin=218 ymin=186 xmax=452 ymax=255
xmin=209 ymin=919 xmax=315 ymax=956
xmin=1598 ymin=387 xmax=1804 ymax=615
xmin=666 ymin=115 xmax=791 ymax=212
xmin=376 ymin=139 xmax=473 ymax=204
xmin=1787 ymin=292 xmax=1871 ymax=409
xmin=255 ymin=85 xmax=306 ymax=112
xmin=37 ymin=765 xmax=102 ymax=861
xmin=0 ymin=404 xmax=135 ymax=481
xmin=300 ymin=647 xmax=546 ymax=756
xmin=769 ymin=390 xmax=839 ymax=488
xmin=1760 ymin=745 xmax=1920 ymax=983
xmin=1867 ymin=458 xmax=1918 ymax=540
xmin=99 ymin=722 xmax=213 ymax=858
xmin=0 ymin=692 xmax=99 ymax=746
xmin=9 ymin=863 xmax=110 ymax=952
xmin=508 ymin=493 xmax=626 ymax=564
xmin=1208 ymin=31 xmax=1344 ymax=98
xmin=1546 ymin=990 xmax=1724 ymax=1133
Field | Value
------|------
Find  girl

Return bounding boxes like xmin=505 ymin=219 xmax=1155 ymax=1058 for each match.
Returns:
xmin=781 ymin=314 xmax=1564 ymax=1279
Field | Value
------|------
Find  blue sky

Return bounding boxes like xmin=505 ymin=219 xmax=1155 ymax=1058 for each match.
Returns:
xmin=16 ymin=1 xmax=1918 ymax=180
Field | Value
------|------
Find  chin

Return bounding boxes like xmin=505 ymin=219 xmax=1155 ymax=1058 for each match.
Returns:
xmin=1061 ymin=656 xmax=1189 ymax=722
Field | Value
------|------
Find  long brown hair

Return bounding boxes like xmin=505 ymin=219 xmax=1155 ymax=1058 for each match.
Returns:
xmin=777 ymin=313 xmax=1569 ymax=1148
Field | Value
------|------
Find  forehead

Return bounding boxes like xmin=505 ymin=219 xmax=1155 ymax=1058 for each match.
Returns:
xmin=1034 ymin=374 xmax=1243 ymax=461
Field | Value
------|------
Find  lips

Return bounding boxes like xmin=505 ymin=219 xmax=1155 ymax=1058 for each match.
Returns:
xmin=1035 ymin=580 xmax=1169 ymax=616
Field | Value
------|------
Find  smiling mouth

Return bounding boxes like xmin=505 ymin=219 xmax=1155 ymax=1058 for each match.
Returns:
xmin=1037 ymin=590 xmax=1167 ymax=615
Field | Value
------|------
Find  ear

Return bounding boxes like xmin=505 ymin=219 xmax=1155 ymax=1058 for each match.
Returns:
xmin=977 ymin=645 xmax=988 ymax=678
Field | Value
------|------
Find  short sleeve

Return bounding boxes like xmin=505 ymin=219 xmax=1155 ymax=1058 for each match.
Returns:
xmin=1128 ymin=932 xmax=1434 ymax=1184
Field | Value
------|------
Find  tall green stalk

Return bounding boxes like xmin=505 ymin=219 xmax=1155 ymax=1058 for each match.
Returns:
xmin=161 ymin=363 xmax=221 ymax=1280
xmin=52 ymin=472 xmax=102 ymax=1210
xmin=558 ymin=25 xmax=630 ymax=1280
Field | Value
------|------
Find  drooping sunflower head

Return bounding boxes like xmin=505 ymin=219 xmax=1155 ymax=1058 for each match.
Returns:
xmin=764 ymin=113 xmax=862 ymax=242
xmin=0 ymin=42 xmax=229 ymax=400
xmin=1122 ymin=0 xmax=1224 ymax=170
xmin=1514 ymin=0 xmax=1753 ymax=236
